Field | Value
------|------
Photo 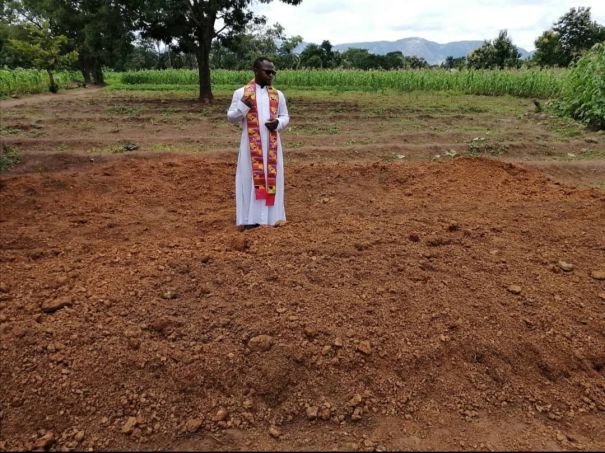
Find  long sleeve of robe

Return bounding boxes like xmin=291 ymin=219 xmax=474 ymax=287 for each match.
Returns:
xmin=227 ymin=85 xmax=290 ymax=226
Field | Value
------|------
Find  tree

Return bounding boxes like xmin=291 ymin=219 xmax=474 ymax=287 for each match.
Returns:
xmin=534 ymin=7 xmax=605 ymax=67
xmin=3 ymin=0 xmax=137 ymax=84
xmin=442 ymin=56 xmax=466 ymax=70
xmin=6 ymin=21 xmax=77 ymax=92
xmin=211 ymin=22 xmax=285 ymax=70
xmin=467 ymin=30 xmax=520 ymax=69
xmin=405 ymin=55 xmax=429 ymax=69
xmin=532 ymin=30 xmax=565 ymax=67
xmin=299 ymin=40 xmax=339 ymax=68
xmin=137 ymin=0 xmax=302 ymax=103
xmin=275 ymin=34 xmax=302 ymax=69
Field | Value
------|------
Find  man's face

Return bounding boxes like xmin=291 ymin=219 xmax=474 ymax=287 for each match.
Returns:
xmin=255 ymin=61 xmax=276 ymax=86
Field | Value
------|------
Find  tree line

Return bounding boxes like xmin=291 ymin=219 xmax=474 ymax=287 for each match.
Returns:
xmin=1 ymin=2 xmax=603 ymax=101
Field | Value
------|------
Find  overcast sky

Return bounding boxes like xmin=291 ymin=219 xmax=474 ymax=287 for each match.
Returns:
xmin=252 ymin=0 xmax=605 ymax=51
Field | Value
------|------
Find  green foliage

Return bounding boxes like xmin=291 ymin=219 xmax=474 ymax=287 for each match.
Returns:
xmin=210 ymin=23 xmax=297 ymax=70
xmin=299 ymin=40 xmax=340 ymax=69
xmin=136 ymin=0 xmax=303 ymax=101
xmin=555 ymin=42 xmax=605 ymax=129
xmin=6 ymin=22 xmax=77 ymax=68
xmin=0 ymin=144 xmax=20 ymax=172
xmin=115 ymin=68 xmax=566 ymax=98
xmin=442 ymin=56 xmax=466 ymax=70
xmin=468 ymin=30 xmax=521 ymax=69
xmin=5 ymin=21 xmax=77 ymax=92
xmin=534 ymin=7 xmax=605 ymax=67
xmin=0 ymin=68 xmax=83 ymax=97
xmin=3 ymin=0 xmax=138 ymax=84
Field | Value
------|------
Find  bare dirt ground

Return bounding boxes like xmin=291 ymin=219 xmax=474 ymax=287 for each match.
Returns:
xmin=1 ymin=88 xmax=604 ymax=451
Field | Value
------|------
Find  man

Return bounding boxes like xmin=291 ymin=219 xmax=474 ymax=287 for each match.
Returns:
xmin=227 ymin=57 xmax=290 ymax=230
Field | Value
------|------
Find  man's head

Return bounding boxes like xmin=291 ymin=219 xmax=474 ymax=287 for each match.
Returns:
xmin=253 ymin=57 xmax=276 ymax=87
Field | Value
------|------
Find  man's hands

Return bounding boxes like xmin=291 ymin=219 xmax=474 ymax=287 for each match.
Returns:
xmin=241 ymin=95 xmax=253 ymax=108
xmin=241 ymin=94 xmax=278 ymax=131
xmin=265 ymin=118 xmax=279 ymax=131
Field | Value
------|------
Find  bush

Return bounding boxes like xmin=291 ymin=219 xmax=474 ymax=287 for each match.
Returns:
xmin=556 ymin=42 xmax=605 ymax=129
xmin=0 ymin=144 xmax=20 ymax=172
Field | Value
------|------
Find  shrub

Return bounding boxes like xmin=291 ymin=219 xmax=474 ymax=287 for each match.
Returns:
xmin=0 ymin=144 xmax=20 ymax=172
xmin=556 ymin=42 xmax=605 ymax=129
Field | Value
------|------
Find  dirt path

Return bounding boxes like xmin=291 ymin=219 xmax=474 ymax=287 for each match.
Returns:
xmin=0 ymin=86 xmax=104 ymax=109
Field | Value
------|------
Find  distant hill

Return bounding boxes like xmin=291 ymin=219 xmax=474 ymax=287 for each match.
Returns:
xmin=295 ymin=37 xmax=533 ymax=65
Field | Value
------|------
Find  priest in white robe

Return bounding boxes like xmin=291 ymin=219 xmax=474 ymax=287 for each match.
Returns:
xmin=227 ymin=57 xmax=290 ymax=229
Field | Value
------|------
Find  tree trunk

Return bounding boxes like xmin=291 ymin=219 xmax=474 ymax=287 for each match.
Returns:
xmin=77 ymin=55 xmax=92 ymax=86
xmin=196 ymin=36 xmax=214 ymax=103
xmin=47 ymin=69 xmax=58 ymax=93
xmin=92 ymin=60 xmax=105 ymax=85
xmin=80 ymin=68 xmax=91 ymax=86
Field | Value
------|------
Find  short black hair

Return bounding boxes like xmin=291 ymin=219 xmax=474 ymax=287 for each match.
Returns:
xmin=253 ymin=56 xmax=274 ymax=70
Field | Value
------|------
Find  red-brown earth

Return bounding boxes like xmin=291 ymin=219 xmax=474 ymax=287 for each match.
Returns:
xmin=0 ymin=88 xmax=604 ymax=451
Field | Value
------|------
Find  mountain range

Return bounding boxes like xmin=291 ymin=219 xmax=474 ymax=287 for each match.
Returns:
xmin=295 ymin=37 xmax=534 ymax=65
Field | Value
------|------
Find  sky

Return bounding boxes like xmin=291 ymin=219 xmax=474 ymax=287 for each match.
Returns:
xmin=252 ymin=0 xmax=605 ymax=51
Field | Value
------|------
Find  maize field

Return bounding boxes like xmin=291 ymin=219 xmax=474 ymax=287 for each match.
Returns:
xmin=119 ymin=68 xmax=567 ymax=98
xmin=0 ymin=69 xmax=83 ymax=97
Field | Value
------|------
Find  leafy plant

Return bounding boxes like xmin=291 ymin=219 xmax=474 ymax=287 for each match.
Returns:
xmin=6 ymin=21 xmax=77 ymax=93
xmin=555 ymin=42 xmax=605 ymax=129
xmin=0 ymin=144 xmax=20 ymax=172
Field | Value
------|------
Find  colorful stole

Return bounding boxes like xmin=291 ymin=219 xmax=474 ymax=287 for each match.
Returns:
xmin=244 ymin=80 xmax=279 ymax=207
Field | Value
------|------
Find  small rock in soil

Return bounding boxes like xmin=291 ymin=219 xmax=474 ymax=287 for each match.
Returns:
xmin=558 ymin=261 xmax=574 ymax=272
xmin=357 ymin=340 xmax=372 ymax=355
xmin=212 ymin=408 xmax=228 ymax=422
xmin=33 ymin=431 xmax=54 ymax=450
xmin=306 ymin=406 xmax=318 ymax=420
xmin=248 ymin=335 xmax=274 ymax=352
xmin=41 ymin=296 xmax=73 ymax=313
xmin=184 ymin=418 xmax=203 ymax=433
xmin=121 ymin=417 xmax=138 ymax=434
xmin=507 ymin=285 xmax=522 ymax=295
xmin=590 ymin=270 xmax=605 ymax=280
xmin=161 ymin=290 xmax=177 ymax=300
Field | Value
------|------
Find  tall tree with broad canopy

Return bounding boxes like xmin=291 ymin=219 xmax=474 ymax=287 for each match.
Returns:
xmin=534 ymin=7 xmax=605 ymax=67
xmin=2 ymin=0 xmax=137 ymax=84
xmin=467 ymin=30 xmax=520 ymax=69
xmin=137 ymin=0 xmax=302 ymax=103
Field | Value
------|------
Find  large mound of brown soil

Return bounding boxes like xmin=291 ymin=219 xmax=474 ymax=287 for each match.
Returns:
xmin=1 ymin=155 xmax=604 ymax=451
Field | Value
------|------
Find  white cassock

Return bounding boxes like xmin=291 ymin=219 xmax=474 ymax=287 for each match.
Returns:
xmin=227 ymin=85 xmax=290 ymax=226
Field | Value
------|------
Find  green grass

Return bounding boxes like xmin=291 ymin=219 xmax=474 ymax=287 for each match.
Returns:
xmin=0 ymin=69 xmax=84 ymax=97
xmin=0 ymin=144 xmax=20 ymax=171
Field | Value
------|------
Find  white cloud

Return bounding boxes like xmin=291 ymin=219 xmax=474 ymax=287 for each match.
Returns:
xmin=253 ymin=0 xmax=605 ymax=50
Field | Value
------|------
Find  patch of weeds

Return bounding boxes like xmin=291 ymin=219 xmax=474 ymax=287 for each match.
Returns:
xmin=287 ymin=142 xmax=305 ymax=148
xmin=462 ymin=126 xmax=491 ymax=133
xmin=72 ymin=122 xmax=94 ymax=132
xmin=87 ymin=144 xmax=127 ymax=154
xmin=467 ymin=136 xmax=509 ymax=156
xmin=576 ymin=147 xmax=605 ymax=159
xmin=150 ymin=143 xmax=177 ymax=152
xmin=107 ymin=105 xmax=141 ymax=117
xmin=345 ymin=139 xmax=372 ymax=145
xmin=0 ymin=144 xmax=20 ymax=171
xmin=0 ymin=126 xmax=21 ymax=136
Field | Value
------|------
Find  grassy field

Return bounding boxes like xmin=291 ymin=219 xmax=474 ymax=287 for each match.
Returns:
xmin=1 ymin=84 xmax=603 ymax=188
xmin=2 ymin=68 xmax=567 ymax=99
